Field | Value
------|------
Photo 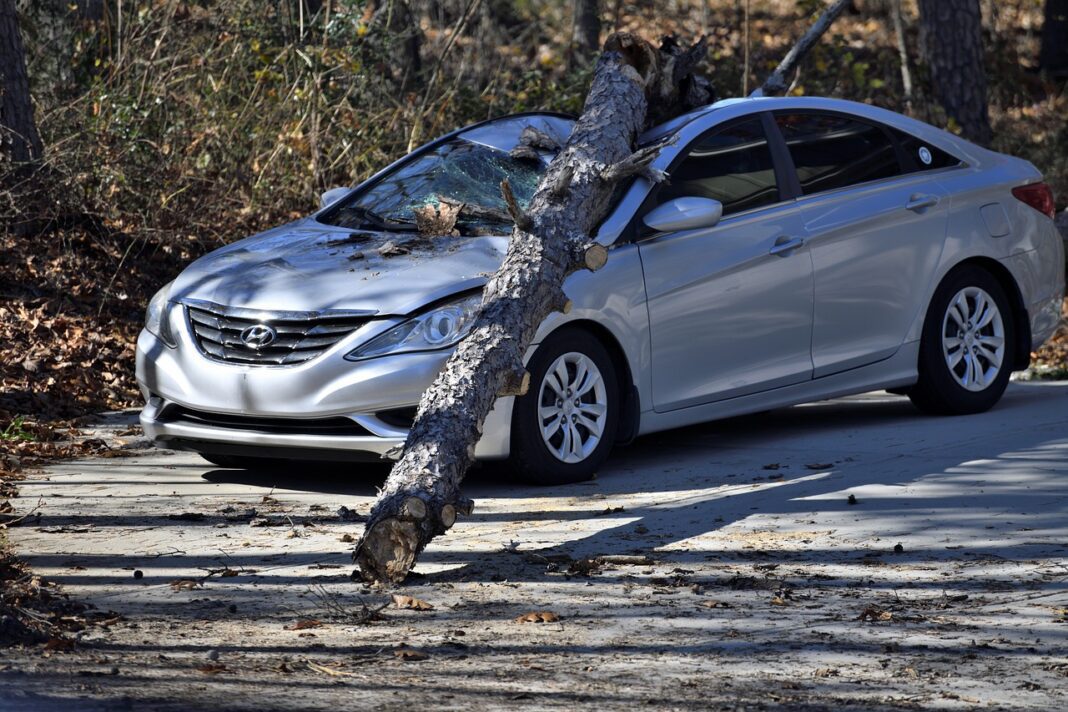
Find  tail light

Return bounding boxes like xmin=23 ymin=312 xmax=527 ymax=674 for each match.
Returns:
xmin=1012 ymin=182 xmax=1055 ymax=219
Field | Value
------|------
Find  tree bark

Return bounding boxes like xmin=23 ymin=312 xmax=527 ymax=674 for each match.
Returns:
xmin=0 ymin=0 xmax=43 ymax=166
xmin=353 ymin=33 xmax=710 ymax=584
xmin=756 ymin=0 xmax=852 ymax=96
xmin=917 ymin=0 xmax=991 ymax=146
xmin=1041 ymin=0 xmax=1068 ymax=76
xmin=571 ymin=0 xmax=602 ymax=65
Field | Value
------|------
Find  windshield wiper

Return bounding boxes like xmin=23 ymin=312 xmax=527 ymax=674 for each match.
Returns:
xmin=343 ymin=205 xmax=418 ymax=232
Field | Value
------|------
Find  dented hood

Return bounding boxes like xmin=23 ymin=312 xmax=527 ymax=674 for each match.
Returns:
xmin=170 ymin=219 xmax=508 ymax=316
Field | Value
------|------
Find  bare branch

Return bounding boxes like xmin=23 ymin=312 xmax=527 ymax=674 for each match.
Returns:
xmin=499 ymin=179 xmax=533 ymax=232
xmin=756 ymin=0 xmax=852 ymax=97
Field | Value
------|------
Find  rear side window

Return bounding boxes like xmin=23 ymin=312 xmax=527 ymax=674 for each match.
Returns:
xmin=775 ymin=113 xmax=901 ymax=195
xmin=656 ymin=117 xmax=780 ymax=216
xmin=890 ymin=128 xmax=961 ymax=172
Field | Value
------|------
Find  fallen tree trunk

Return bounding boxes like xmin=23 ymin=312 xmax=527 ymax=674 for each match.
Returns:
xmin=353 ymin=33 xmax=711 ymax=583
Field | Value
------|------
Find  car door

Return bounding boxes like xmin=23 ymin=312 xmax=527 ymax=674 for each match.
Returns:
xmin=772 ymin=111 xmax=950 ymax=377
xmin=637 ymin=114 xmax=815 ymax=412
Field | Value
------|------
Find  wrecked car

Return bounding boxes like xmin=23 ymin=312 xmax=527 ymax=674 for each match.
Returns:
xmin=137 ymin=97 xmax=1065 ymax=484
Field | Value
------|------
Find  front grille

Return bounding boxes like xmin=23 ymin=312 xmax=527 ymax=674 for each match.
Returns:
xmin=160 ymin=405 xmax=370 ymax=437
xmin=185 ymin=302 xmax=369 ymax=366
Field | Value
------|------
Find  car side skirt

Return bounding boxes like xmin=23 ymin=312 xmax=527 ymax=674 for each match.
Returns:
xmin=635 ymin=341 xmax=920 ymax=437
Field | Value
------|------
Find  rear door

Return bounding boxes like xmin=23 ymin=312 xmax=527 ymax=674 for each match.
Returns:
xmin=772 ymin=111 xmax=950 ymax=377
xmin=638 ymin=114 xmax=814 ymax=412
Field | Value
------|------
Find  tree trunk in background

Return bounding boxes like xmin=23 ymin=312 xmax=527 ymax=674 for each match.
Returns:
xmin=354 ymin=34 xmax=712 ymax=584
xmin=917 ymin=0 xmax=991 ymax=146
xmin=571 ymin=0 xmax=601 ymax=64
xmin=0 ymin=0 xmax=43 ymax=167
xmin=1041 ymin=0 xmax=1068 ymax=76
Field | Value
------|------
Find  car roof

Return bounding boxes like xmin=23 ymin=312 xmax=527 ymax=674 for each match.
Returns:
xmin=635 ymin=95 xmax=989 ymax=166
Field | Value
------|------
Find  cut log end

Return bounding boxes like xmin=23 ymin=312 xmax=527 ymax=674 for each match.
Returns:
xmin=402 ymin=496 xmax=427 ymax=521
xmin=354 ymin=518 xmax=422 ymax=584
xmin=498 ymin=369 xmax=531 ymax=397
xmin=584 ymin=243 xmax=608 ymax=271
xmin=441 ymin=504 xmax=457 ymax=529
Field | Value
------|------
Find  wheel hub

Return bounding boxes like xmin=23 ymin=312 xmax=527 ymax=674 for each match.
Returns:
xmin=538 ymin=352 xmax=608 ymax=464
xmin=940 ymin=286 xmax=1005 ymax=393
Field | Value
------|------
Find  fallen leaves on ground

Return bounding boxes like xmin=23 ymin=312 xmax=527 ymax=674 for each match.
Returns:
xmin=515 ymin=611 xmax=561 ymax=623
xmin=391 ymin=594 xmax=433 ymax=611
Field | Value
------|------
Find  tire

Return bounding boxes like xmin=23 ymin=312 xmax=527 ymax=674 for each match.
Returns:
xmin=909 ymin=265 xmax=1015 ymax=415
xmin=509 ymin=327 xmax=621 ymax=485
xmin=199 ymin=453 xmax=287 ymax=470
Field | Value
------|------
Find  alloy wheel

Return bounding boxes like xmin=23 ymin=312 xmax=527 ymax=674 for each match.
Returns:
xmin=940 ymin=286 xmax=1006 ymax=392
xmin=537 ymin=352 xmax=608 ymax=464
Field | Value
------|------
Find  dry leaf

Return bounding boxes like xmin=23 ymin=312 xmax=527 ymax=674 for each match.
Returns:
xmin=700 ymin=600 xmax=730 ymax=609
xmin=770 ymin=596 xmax=788 ymax=606
xmin=858 ymin=606 xmax=893 ymax=621
xmin=43 ymin=638 xmax=75 ymax=652
xmin=515 ymin=611 xmax=561 ymax=623
xmin=392 ymin=594 xmax=433 ymax=611
xmin=169 ymin=579 xmax=202 ymax=591
xmin=393 ymin=648 xmax=429 ymax=661
xmin=197 ymin=663 xmax=228 ymax=675
xmin=285 ymin=619 xmax=322 ymax=630
xmin=413 ymin=202 xmax=461 ymax=236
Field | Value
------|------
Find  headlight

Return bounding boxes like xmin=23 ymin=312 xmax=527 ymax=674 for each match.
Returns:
xmin=345 ymin=293 xmax=481 ymax=361
xmin=145 ymin=281 xmax=177 ymax=347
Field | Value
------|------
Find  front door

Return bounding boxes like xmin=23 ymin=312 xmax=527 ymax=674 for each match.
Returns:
xmin=638 ymin=115 xmax=815 ymax=412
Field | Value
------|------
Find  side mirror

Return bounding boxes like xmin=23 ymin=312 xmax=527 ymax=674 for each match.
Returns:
xmin=642 ymin=197 xmax=723 ymax=233
xmin=319 ymin=186 xmax=351 ymax=209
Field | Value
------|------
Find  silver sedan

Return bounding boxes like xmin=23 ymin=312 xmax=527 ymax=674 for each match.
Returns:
xmin=136 ymin=96 xmax=1065 ymax=484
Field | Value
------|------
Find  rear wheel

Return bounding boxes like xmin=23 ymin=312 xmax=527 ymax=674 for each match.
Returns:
xmin=509 ymin=328 xmax=620 ymax=485
xmin=909 ymin=266 xmax=1015 ymax=415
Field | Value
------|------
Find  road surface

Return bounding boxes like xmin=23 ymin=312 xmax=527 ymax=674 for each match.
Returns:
xmin=3 ymin=383 xmax=1068 ymax=710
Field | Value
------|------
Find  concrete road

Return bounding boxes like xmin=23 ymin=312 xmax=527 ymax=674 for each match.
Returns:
xmin=3 ymin=383 xmax=1068 ymax=710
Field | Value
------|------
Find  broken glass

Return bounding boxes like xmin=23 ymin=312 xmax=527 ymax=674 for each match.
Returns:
xmin=322 ymin=139 xmax=546 ymax=235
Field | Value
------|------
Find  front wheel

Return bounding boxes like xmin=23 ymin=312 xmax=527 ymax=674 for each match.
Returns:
xmin=909 ymin=266 xmax=1015 ymax=415
xmin=509 ymin=328 xmax=620 ymax=485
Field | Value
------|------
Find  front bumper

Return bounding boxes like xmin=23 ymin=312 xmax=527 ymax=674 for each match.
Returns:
xmin=135 ymin=307 xmax=514 ymax=460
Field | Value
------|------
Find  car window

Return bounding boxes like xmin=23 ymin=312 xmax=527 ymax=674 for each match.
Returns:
xmin=320 ymin=138 xmax=545 ymax=234
xmin=775 ymin=112 xmax=901 ymax=195
xmin=889 ymin=128 xmax=961 ymax=172
xmin=655 ymin=117 xmax=780 ymax=216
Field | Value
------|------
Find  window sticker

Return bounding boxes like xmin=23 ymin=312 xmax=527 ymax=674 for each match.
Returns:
xmin=918 ymin=146 xmax=933 ymax=165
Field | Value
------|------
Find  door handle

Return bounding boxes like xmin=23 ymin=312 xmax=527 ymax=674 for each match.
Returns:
xmin=906 ymin=193 xmax=940 ymax=212
xmin=769 ymin=236 xmax=805 ymax=256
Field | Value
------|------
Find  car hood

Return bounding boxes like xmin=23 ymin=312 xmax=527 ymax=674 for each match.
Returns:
xmin=170 ymin=219 xmax=508 ymax=316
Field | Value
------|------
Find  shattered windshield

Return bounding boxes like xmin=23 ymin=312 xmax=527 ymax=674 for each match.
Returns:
xmin=321 ymin=139 xmax=546 ymax=235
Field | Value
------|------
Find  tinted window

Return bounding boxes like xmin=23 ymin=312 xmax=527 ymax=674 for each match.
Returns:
xmin=656 ymin=117 xmax=779 ymax=216
xmin=775 ymin=113 xmax=901 ymax=195
xmin=890 ymin=128 xmax=961 ymax=172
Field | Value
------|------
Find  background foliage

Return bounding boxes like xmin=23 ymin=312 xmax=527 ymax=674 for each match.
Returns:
xmin=1 ymin=0 xmax=1066 ymax=431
